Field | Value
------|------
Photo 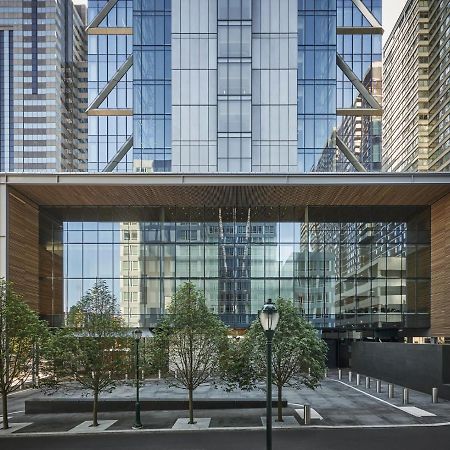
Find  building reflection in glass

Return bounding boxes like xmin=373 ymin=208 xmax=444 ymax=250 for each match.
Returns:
xmin=40 ymin=206 xmax=430 ymax=330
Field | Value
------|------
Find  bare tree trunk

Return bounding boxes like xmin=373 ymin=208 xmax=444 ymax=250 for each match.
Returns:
xmin=277 ymin=384 xmax=283 ymax=422
xmin=188 ymin=387 xmax=195 ymax=424
xmin=92 ymin=388 xmax=99 ymax=427
xmin=2 ymin=390 xmax=9 ymax=429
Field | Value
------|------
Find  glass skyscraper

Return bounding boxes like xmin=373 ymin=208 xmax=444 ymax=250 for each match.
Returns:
xmin=86 ymin=0 xmax=382 ymax=173
xmin=59 ymin=0 xmax=390 ymax=330
xmin=9 ymin=1 xmax=431 ymax=340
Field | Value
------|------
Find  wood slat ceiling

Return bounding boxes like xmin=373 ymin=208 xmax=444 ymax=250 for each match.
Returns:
xmin=7 ymin=183 xmax=450 ymax=207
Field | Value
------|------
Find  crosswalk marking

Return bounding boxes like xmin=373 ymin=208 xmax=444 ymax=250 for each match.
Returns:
xmin=398 ymin=406 xmax=436 ymax=417
xmin=295 ymin=407 xmax=323 ymax=420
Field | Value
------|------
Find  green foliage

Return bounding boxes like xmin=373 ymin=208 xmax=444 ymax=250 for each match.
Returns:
xmin=149 ymin=282 xmax=229 ymax=423
xmin=42 ymin=280 xmax=130 ymax=426
xmin=151 ymin=282 xmax=229 ymax=389
xmin=225 ymin=298 xmax=328 ymax=420
xmin=0 ymin=278 xmax=49 ymax=428
xmin=220 ymin=336 xmax=258 ymax=392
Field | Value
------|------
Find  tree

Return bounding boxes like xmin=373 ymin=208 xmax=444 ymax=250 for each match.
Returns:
xmin=0 ymin=279 xmax=48 ymax=429
xmin=149 ymin=282 xmax=228 ymax=424
xmin=43 ymin=280 xmax=129 ymax=426
xmin=230 ymin=298 xmax=328 ymax=422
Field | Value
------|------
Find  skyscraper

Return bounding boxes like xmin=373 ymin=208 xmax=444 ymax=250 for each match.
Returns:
xmin=383 ymin=0 xmax=450 ymax=172
xmin=87 ymin=0 xmax=382 ymax=173
xmin=0 ymin=0 xmax=87 ymax=172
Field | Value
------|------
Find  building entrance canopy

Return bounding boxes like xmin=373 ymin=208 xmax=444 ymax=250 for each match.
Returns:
xmin=1 ymin=172 xmax=449 ymax=336
xmin=2 ymin=172 xmax=450 ymax=208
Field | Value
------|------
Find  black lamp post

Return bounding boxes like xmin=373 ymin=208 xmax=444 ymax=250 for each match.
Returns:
xmin=259 ymin=299 xmax=280 ymax=450
xmin=132 ymin=328 xmax=143 ymax=429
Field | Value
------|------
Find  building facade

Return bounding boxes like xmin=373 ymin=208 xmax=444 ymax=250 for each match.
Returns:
xmin=87 ymin=0 xmax=382 ymax=173
xmin=383 ymin=0 xmax=450 ymax=172
xmin=62 ymin=0 xmax=390 ymax=332
xmin=4 ymin=1 xmax=448 ymax=346
xmin=0 ymin=0 xmax=87 ymax=172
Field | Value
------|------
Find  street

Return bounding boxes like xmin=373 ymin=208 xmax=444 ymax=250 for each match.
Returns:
xmin=1 ymin=426 xmax=450 ymax=450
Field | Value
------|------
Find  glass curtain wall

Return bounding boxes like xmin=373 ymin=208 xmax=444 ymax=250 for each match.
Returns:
xmin=40 ymin=206 xmax=431 ymax=330
xmin=87 ymin=0 xmax=133 ymax=171
xmin=133 ymin=0 xmax=172 ymax=172
xmin=336 ymin=0 xmax=382 ymax=171
xmin=297 ymin=1 xmax=337 ymax=172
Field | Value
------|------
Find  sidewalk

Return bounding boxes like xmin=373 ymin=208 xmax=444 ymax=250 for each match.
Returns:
xmin=2 ymin=370 xmax=450 ymax=436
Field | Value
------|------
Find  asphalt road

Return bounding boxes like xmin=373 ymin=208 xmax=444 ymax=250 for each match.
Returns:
xmin=1 ymin=426 xmax=450 ymax=450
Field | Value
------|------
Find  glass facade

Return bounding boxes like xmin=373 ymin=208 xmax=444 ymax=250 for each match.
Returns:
xmin=39 ymin=205 xmax=431 ymax=331
xmin=336 ymin=0 xmax=382 ymax=172
xmin=87 ymin=0 xmax=133 ymax=171
xmin=133 ymin=0 xmax=172 ymax=172
xmin=82 ymin=0 xmax=382 ymax=174
xmin=297 ymin=1 xmax=337 ymax=172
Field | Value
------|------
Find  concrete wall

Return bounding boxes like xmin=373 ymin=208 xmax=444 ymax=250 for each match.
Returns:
xmin=351 ymin=342 xmax=450 ymax=399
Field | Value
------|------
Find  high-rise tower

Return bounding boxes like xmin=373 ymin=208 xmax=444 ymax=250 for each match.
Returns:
xmin=0 ymin=0 xmax=87 ymax=172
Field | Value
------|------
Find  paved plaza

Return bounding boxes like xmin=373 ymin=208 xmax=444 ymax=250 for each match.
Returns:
xmin=2 ymin=370 xmax=450 ymax=436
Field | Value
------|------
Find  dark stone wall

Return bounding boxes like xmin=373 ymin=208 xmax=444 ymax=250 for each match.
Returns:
xmin=351 ymin=342 xmax=450 ymax=398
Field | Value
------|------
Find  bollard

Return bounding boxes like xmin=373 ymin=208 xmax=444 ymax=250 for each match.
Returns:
xmin=338 ymin=369 xmax=342 ymax=380
xmin=356 ymin=374 xmax=361 ymax=385
xmin=388 ymin=383 xmax=394 ymax=398
xmin=125 ymin=373 xmax=128 ymax=381
xmin=158 ymin=369 xmax=161 ymax=380
xmin=376 ymin=379 xmax=381 ymax=393
xmin=432 ymin=387 xmax=438 ymax=404
xmin=303 ymin=404 xmax=311 ymax=425
xmin=324 ymin=368 xmax=328 ymax=378
xmin=365 ymin=377 xmax=371 ymax=389
xmin=403 ymin=387 xmax=409 ymax=405
xmin=348 ymin=371 xmax=353 ymax=383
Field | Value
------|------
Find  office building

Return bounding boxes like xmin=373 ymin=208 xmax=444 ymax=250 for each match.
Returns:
xmin=0 ymin=0 xmax=87 ymax=172
xmin=383 ymin=0 xmax=450 ymax=172
xmin=87 ymin=0 xmax=382 ymax=173
xmin=2 ymin=1 xmax=450 ymax=361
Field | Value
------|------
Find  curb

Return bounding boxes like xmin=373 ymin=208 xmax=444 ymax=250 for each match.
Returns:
xmin=2 ymin=421 xmax=450 ymax=438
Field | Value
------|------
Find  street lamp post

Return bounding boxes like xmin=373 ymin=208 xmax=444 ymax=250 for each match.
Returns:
xmin=132 ymin=328 xmax=143 ymax=429
xmin=259 ymin=299 xmax=280 ymax=450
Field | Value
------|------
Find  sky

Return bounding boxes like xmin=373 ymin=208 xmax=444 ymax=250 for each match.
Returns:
xmin=382 ymin=0 xmax=409 ymax=45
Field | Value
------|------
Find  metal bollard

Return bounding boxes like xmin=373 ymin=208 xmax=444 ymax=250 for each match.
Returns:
xmin=303 ymin=404 xmax=311 ymax=425
xmin=348 ymin=371 xmax=353 ymax=383
xmin=376 ymin=379 xmax=381 ymax=393
xmin=365 ymin=377 xmax=371 ymax=389
xmin=158 ymin=369 xmax=161 ymax=380
xmin=403 ymin=388 xmax=409 ymax=405
xmin=356 ymin=374 xmax=361 ymax=385
xmin=432 ymin=387 xmax=438 ymax=404
xmin=338 ymin=369 xmax=342 ymax=380
xmin=388 ymin=383 xmax=394 ymax=398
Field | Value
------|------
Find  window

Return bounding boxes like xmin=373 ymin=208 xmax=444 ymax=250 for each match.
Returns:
xmin=218 ymin=26 xmax=251 ymax=58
